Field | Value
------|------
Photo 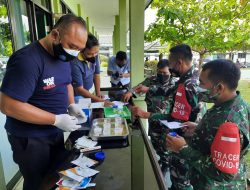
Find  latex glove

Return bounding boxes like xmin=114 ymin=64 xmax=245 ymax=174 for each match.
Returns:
xmin=68 ymin=103 xmax=87 ymax=123
xmin=53 ymin=114 xmax=81 ymax=132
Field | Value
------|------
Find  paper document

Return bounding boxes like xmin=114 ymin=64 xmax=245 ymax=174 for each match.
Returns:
xmin=103 ymin=95 xmax=110 ymax=100
xmin=75 ymin=136 xmax=97 ymax=149
xmin=160 ymin=120 xmax=185 ymax=129
xmin=75 ymin=167 xmax=99 ymax=178
xmin=89 ymin=102 xmax=104 ymax=109
xmin=59 ymin=170 xmax=84 ymax=182
xmin=71 ymin=154 xmax=98 ymax=168
xmin=112 ymin=101 xmax=128 ymax=108
xmin=78 ymin=98 xmax=91 ymax=109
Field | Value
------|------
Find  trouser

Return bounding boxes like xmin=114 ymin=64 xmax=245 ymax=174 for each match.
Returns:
xmin=7 ymin=132 xmax=67 ymax=190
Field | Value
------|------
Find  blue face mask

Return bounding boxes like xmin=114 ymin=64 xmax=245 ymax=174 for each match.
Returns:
xmin=197 ymin=85 xmax=220 ymax=103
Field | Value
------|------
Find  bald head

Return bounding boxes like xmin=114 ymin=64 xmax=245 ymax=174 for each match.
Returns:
xmin=51 ymin=14 xmax=87 ymax=51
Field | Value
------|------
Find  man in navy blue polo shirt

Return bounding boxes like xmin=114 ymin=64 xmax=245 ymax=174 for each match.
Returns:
xmin=71 ymin=33 xmax=111 ymax=104
xmin=0 ymin=14 xmax=88 ymax=190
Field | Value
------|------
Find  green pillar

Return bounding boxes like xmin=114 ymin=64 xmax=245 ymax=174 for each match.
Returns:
xmin=52 ymin=0 xmax=60 ymax=13
xmin=92 ymin=26 xmax=95 ymax=35
xmin=130 ymin=0 xmax=145 ymax=188
xmin=86 ymin=17 xmax=90 ymax=33
xmin=95 ymin=31 xmax=98 ymax=38
xmin=115 ymin=15 xmax=120 ymax=51
xmin=129 ymin=0 xmax=144 ymax=87
xmin=77 ymin=4 xmax=81 ymax=17
xmin=113 ymin=30 xmax=116 ymax=55
xmin=119 ymin=0 xmax=126 ymax=51
xmin=0 ymin=154 xmax=6 ymax=190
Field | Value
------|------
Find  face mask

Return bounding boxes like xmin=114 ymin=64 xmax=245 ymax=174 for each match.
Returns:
xmin=53 ymin=43 xmax=80 ymax=62
xmin=197 ymin=86 xmax=220 ymax=103
xmin=86 ymin=57 xmax=96 ymax=63
xmin=169 ymin=68 xmax=181 ymax=77
xmin=157 ymin=73 xmax=170 ymax=84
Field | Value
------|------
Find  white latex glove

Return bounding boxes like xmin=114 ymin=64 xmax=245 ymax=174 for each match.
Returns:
xmin=68 ymin=103 xmax=87 ymax=123
xmin=53 ymin=114 xmax=81 ymax=132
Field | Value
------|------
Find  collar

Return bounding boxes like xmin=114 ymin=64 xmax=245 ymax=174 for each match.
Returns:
xmin=78 ymin=53 xmax=85 ymax=62
xmin=178 ymin=65 xmax=195 ymax=83
xmin=213 ymin=91 xmax=241 ymax=110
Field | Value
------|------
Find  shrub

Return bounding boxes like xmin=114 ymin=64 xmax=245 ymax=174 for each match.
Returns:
xmin=101 ymin=61 xmax=108 ymax=67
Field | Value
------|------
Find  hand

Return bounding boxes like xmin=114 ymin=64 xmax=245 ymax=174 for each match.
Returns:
xmin=119 ymin=73 xmax=124 ymax=78
xmin=134 ymin=85 xmax=149 ymax=93
xmin=122 ymin=92 xmax=132 ymax=102
xmin=181 ymin=121 xmax=198 ymax=136
xmin=166 ymin=135 xmax=187 ymax=153
xmin=131 ymin=106 xmax=150 ymax=119
xmin=104 ymin=100 xmax=114 ymax=107
xmin=96 ymin=94 xmax=103 ymax=99
xmin=53 ymin=114 xmax=81 ymax=132
xmin=68 ymin=104 xmax=87 ymax=123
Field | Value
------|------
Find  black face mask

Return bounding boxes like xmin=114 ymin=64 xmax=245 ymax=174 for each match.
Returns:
xmin=86 ymin=57 xmax=96 ymax=63
xmin=117 ymin=63 xmax=124 ymax=68
xmin=52 ymin=43 xmax=76 ymax=62
xmin=157 ymin=73 xmax=170 ymax=84
xmin=169 ymin=68 xmax=181 ymax=77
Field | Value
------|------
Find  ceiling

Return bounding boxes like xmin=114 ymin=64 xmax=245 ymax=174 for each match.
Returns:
xmin=64 ymin=0 xmax=152 ymax=36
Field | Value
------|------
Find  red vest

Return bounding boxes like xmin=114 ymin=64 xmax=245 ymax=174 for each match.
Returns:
xmin=211 ymin=122 xmax=240 ymax=174
xmin=171 ymin=84 xmax=192 ymax=121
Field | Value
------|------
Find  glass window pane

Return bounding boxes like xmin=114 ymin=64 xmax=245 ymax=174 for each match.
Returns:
xmin=20 ymin=1 xmax=31 ymax=45
xmin=0 ymin=0 xmax=13 ymax=82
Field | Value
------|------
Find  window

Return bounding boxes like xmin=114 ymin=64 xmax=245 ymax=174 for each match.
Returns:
xmin=20 ymin=0 xmax=31 ymax=45
xmin=0 ymin=0 xmax=13 ymax=81
xmin=238 ymin=53 xmax=246 ymax=59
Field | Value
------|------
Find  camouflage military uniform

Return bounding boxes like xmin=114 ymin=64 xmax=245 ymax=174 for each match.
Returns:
xmin=178 ymin=92 xmax=250 ymax=189
xmin=140 ymin=75 xmax=176 ymax=114
xmin=148 ymin=66 xmax=201 ymax=190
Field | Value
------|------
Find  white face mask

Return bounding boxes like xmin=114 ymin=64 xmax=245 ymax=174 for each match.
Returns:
xmin=63 ymin=48 xmax=80 ymax=57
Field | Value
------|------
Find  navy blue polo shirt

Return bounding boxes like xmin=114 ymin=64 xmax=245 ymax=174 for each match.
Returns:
xmin=70 ymin=53 xmax=100 ymax=94
xmin=0 ymin=41 xmax=72 ymax=137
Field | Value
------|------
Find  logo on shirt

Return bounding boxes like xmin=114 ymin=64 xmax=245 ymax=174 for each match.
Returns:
xmin=43 ymin=77 xmax=56 ymax=90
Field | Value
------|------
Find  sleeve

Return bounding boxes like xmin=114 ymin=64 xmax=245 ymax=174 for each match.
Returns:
xmin=179 ymin=145 xmax=235 ymax=182
xmin=149 ymin=112 xmax=170 ymax=120
xmin=140 ymin=77 xmax=152 ymax=87
xmin=0 ymin=53 xmax=40 ymax=102
xmin=94 ymin=55 xmax=100 ymax=74
xmin=185 ymin=83 xmax=199 ymax=122
xmin=70 ymin=60 xmax=83 ymax=88
xmin=108 ymin=57 xmax=114 ymax=72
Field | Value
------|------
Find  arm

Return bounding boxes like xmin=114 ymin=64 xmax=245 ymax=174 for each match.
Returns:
xmin=75 ymin=86 xmax=103 ymax=102
xmin=107 ymin=57 xmax=113 ymax=76
xmin=179 ymin=145 xmax=235 ymax=182
xmin=121 ymin=72 xmax=130 ymax=78
xmin=0 ymin=92 xmax=55 ymax=125
xmin=67 ymin=84 xmax=75 ymax=105
xmin=94 ymin=74 xmax=101 ymax=96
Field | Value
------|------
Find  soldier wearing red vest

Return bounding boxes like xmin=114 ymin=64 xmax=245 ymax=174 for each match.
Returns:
xmin=166 ymin=59 xmax=250 ymax=189
xmin=132 ymin=44 xmax=201 ymax=189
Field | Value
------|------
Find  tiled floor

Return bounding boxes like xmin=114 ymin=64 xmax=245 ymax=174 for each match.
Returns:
xmin=12 ymin=177 xmax=23 ymax=190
